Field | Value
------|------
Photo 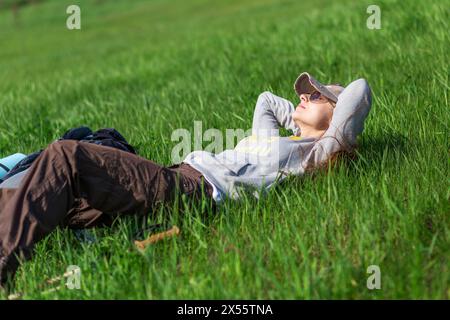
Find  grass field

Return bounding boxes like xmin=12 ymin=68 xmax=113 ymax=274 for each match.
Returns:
xmin=0 ymin=0 xmax=448 ymax=299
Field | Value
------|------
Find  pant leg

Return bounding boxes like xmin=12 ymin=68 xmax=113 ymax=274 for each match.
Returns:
xmin=1 ymin=180 xmax=110 ymax=230
xmin=167 ymin=163 xmax=214 ymax=200
xmin=168 ymin=163 xmax=217 ymax=215
xmin=0 ymin=140 xmax=185 ymax=284
xmin=65 ymin=162 xmax=215 ymax=230
xmin=65 ymin=198 xmax=112 ymax=229
xmin=0 ymin=188 xmax=17 ymax=210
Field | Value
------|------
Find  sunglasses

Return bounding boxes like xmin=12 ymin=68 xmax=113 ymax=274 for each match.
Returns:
xmin=308 ymin=91 xmax=331 ymax=104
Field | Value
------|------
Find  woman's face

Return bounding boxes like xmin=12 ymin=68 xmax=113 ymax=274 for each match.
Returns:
xmin=292 ymin=92 xmax=335 ymax=131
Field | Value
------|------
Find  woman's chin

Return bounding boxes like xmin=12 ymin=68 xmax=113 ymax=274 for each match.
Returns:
xmin=292 ymin=110 xmax=302 ymax=121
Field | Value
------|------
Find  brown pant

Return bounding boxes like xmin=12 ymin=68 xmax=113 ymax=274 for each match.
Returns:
xmin=0 ymin=140 xmax=214 ymax=285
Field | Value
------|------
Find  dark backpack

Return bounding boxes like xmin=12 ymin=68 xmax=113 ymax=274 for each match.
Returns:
xmin=1 ymin=126 xmax=137 ymax=183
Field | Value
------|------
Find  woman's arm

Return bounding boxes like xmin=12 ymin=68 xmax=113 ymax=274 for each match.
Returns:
xmin=304 ymin=78 xmax=372 ymax=167
xmin=251 ymin=91 xmax=300 ymax=136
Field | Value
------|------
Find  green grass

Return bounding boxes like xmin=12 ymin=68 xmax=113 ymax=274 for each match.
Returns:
xmin=0 ymin=0 xmax=448 ymax=299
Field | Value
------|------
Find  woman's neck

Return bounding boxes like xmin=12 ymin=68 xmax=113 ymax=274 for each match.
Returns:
xmin=299 ymin=126 xmax=326 ymax=139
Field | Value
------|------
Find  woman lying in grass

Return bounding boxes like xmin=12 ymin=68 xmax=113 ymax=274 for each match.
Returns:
xmin=0 ymin=72 xmax=372 ymax=290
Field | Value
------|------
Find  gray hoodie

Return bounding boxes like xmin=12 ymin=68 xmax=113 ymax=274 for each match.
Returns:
xmin=183 ymin=78 xmax=372 ymax=202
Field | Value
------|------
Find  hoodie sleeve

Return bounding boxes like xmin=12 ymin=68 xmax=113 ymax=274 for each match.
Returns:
xmin=251 ymin=91 xmax=301 ymax=136
xmin=304 ymin=79 xmax=372 ymax=167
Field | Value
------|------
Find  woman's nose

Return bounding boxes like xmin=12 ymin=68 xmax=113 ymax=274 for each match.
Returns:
xmin=300 ymin=94 xmax=308 ymax=103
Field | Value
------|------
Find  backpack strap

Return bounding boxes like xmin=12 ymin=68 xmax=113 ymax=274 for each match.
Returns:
xmin=0 ymin=162 xmax=10 ymax=173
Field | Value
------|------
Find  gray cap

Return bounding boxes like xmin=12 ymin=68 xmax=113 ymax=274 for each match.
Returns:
xmin=294 ymin=72 xmax=344 ymax=103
